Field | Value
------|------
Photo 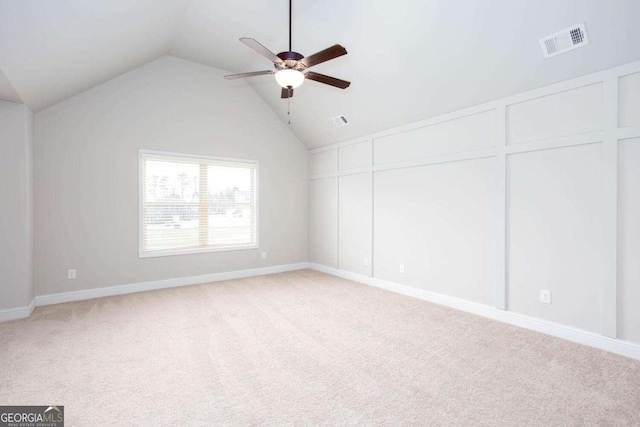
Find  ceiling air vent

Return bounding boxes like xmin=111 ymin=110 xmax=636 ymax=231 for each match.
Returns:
xmin=332 ymin=115 xmax=350 ymax=127
xmin=540 ymin=23 xmax=588 ymax=59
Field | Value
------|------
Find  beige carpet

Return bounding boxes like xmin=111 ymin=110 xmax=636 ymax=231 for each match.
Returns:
xmin=1 ymin=269 xmax=639 ymax=426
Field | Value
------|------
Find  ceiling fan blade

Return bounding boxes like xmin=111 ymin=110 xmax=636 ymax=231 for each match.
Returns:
xmin=305 ymin=72 xmax=350 ymax=89
xmin=240 ymin=38 xmax=284 ymax=64
xmin=224 ymin=70 xmax=275 ymax=80
xmin=300 ymin=44 xmax=347 ymax=68
xmin=281 ymin=87 xmax=294 ymax=99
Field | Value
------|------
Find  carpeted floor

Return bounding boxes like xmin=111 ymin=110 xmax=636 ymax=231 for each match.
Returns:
xmin=1 ymin=269 xmax=639 ymax=426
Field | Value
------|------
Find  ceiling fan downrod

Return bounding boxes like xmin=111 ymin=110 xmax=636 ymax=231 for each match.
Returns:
xmin=277 ymin=0 xmax=303 ymax=64
xmin=289 ymin=0 xmax=292 ymax=52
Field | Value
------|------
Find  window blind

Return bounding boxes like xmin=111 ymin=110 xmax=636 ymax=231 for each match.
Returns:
xmin=140 ymin=151 xmax=257 ymax=257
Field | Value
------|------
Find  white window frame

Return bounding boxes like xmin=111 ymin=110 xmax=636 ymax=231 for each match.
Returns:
xmin=138 ymin=149 xmax=259 ymax=258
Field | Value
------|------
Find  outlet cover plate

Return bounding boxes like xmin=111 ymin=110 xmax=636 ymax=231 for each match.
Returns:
xmin=540 ymin=290 xmax=551 ymax=304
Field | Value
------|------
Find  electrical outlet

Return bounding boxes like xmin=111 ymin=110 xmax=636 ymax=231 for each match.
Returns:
xmin=540 ymin=290 xmax=551 ymax=304
xmin=261 ymin=251 xmax=267 ymax=259
xmin=399 ymin=264 xmax=405 ymax=274
xmin=364 ymin=257 xmax=369 ymax=266
xmin=68 ymin=269 xmax=77 ymax=280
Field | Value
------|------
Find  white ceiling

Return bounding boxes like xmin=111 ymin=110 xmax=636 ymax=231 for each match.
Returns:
xmin=1 ymin=0 xmax=640 ymax=149
xmin=0 ymin=0 xmax=189 ymax=111
xmin=0 ymin=66 xmax=21 ymax=103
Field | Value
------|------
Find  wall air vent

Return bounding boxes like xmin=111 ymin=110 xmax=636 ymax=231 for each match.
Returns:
xmin=332 ymin=115 xmax=349 ymax=127
xmin=540 ymin=23 xmax=588 ymax=59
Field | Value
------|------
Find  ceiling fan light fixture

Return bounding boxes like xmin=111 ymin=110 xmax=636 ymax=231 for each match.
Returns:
xmin=275 ymin=69 xmax=305 ymax=89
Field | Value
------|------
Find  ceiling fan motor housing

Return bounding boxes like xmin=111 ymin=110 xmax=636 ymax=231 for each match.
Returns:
xmin=276 ymin=51 xmax=306 ymax=71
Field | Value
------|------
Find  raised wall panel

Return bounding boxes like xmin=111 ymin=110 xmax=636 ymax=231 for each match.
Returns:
xmin=618 ymin=138 xmax=640 ymax=344
xmin=506 ymin=83 xmax=602 ymax=145
xmin=339 ymin=141 xmax=372 ymax=170
xmin=507 ymin=144 xmax=602 ymax=332
xmin=339 ymin=173 xmax=372 ymax=276
xmin=309 ymin=149 xmax=337 ymax=175
xmin=373 ymin=110 xmax=496 ymax=165
xmin=309 ymin=177 xmax=337 ymax=268
xmin=373 ymin=158 xmax=495 ymax=305
xmin=307 ymin=60 xmax=640 ymax=355
xmin=619 ymin=72 xmax=640 ymax=128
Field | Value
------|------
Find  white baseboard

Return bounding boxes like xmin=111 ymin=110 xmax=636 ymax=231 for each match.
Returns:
xmin=309 ymin=263 xmax=640 ymax=361
xmin=0 ymin=298 xmax=35 ymax=322
xmin=35 ymin=262 xmax=310 ymax=307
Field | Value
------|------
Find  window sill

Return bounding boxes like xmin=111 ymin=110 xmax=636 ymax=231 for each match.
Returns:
xmin=139 ymin=244 xmax=259 ymax=259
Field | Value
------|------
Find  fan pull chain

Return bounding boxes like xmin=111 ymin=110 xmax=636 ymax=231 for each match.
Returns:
xmin=288 ymin=98 xmax=291 ymax=125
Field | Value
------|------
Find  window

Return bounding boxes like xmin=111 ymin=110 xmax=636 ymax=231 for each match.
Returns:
xmin=139 ymin=150 xmax=258 ymax=257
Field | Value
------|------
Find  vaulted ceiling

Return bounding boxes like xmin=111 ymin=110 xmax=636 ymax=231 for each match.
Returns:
xmin=1 ymin=0 xmax=639 ymax=149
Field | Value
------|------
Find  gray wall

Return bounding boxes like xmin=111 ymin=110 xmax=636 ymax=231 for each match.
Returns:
xmin=0 ymin=101 xmax=33 ymax=310
xmin=34 ymin=56 xmax=308 ymax=296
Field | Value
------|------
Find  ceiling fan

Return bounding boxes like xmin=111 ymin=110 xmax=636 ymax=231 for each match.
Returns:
xmin=223 ymin=0 xmax=350 ymax=99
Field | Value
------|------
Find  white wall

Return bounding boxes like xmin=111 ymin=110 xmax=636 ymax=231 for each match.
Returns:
xmin=374 ymin=110 xmax=496 ymax=164
xmin=339 ymin=173 xmax=372 ymax=277
xmin=507 ymin=144 xmax=602 ymax=331
xmin=618 ymin=138 xmax=640 ymax=343
xmin=618 ymin=72 xmax=640 ymax=128
xmin=34 ymin=56 xmax=308 ymax=296
xmin=374 ymin=158 xmax=495 ymax=305
xmin=309 ymin=178 xmax=337 ymax=268
xmin=0 ymin=101 xmax=34 ymax=311
xmin=309 ymin=60 xmax=640 ymax=346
